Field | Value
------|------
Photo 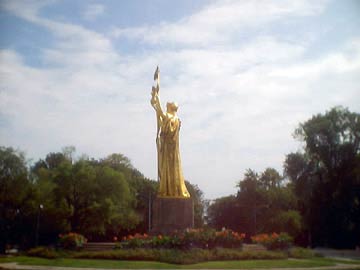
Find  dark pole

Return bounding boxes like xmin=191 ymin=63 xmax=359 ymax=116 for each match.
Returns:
xmin=148 ymin=192 xmax=151 ymax=232
xmin=35 ymin=204 xmax=43 ymax=246
xmin=254 ymin=180 xmax=257 ymax=236
xmin=254 ymin=204 xmax=257 ymax=235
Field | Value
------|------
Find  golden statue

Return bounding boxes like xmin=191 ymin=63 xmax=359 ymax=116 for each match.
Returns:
xmin=150 ymin=66 xmax=190 ymax=198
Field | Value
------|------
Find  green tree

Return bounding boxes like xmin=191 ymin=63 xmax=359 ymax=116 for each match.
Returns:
xmin=259 ymin=168 xmax=283 ymax=189
xmin=186 ymin=181 xmax=206 ymax=227
xmin=89 ymin=166 xmax=140 ymax=237
xmin=205 ymin=171 xmax=257 ymax=232
xmin=45 ymin=152 xmax=68 ymax=169
xmin=236 ymin=169 xmax=261 ymax=236
xmin=1 ymin=145 xmax=207 ymax=246
xmin=31 ymin=164 xmax=70 ymax=245
xmin=284 ymin=152 xmax=315 ymax=245
xmin=0 ymin=147 xmax=35 ymax=253
xmin=235 ymin=168 xmax=301 ymax=238
xmin=207 ymin=195 xmax=239 ymax=231
xmin=287 ymin=106 xmax=360 ymax=248
xmin=131 ymin=178 xmax=158 ymax=234
xmin=97 ymin=153 xmax=154 ymax=234
xmin=31 ymin=150 xmax=142 ymax=241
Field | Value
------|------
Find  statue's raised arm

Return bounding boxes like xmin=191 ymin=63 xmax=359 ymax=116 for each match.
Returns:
xmin=150 ymin=66 xmax=165 ymax=118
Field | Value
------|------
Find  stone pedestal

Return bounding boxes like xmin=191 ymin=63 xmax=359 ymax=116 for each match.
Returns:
xmin=151 ymin=197 xmax=194 ymax=235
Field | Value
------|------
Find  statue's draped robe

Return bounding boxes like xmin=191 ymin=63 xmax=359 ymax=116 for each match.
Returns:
xmin=157 ymin=112 xmax=190 ymax=198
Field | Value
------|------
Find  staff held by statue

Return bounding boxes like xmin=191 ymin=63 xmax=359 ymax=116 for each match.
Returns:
xmin=151 ymin=66 xmax=161 ymax=182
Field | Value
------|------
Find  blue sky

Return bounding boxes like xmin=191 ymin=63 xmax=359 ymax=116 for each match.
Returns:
xmin=1 ymin=0 xmax=359 ymax=199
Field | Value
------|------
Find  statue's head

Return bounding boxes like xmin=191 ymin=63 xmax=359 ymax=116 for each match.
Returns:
xmin=166 ymin=102 xmax=178 ymax=113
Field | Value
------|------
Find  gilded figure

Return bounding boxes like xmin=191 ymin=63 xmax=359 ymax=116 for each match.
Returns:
xmin=150 ymin=67 xmax=190 ymax=198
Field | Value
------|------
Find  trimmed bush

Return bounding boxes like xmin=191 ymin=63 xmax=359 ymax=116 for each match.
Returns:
xmin=213 ymin=248 xmax=286 ymax=260
xmin=72 ymin=248 xmax=286 ymax=264
xmin=73 ymin=249 xmax=158 ymax=261
xmin=27 ymin=247 xmax=59 ymax=259
xmin=288 ymin=247 xmax=319 ymax=258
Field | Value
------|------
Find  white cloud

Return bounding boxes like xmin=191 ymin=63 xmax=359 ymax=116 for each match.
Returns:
xmin=0 ymin=0 xmax=51 ymax=21
xmin=1 ymin=0 xmax=359 ymax=199
xmin=111 ymin=0 xmax=328 ymax=46
xmin=82 ymin=3 xmax=105 ymax=21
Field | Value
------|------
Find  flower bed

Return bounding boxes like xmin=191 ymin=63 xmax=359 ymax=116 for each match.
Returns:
xmin=251 ymin=232 xmax=293 ymax=250
xmin=118 ymin=229 xmax=245 ymax=249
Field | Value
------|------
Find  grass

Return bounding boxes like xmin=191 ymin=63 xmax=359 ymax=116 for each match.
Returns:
xmin=1 ymin=256 xmax=360 ymax=269
xmin=0 ymin=256 xmax=173 ymax=269
xmin=25 ymin=247 xmax=287 ymax=264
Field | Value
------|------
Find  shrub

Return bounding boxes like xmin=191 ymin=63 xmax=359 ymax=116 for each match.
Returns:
xmin=214 ymin=230 xmax=246 ymax=248
xmin=157 ymin=249 xmax=207 ymax=264
xmin=124 ymin=233 xmax=151 ymax=248
xmin=288 ymin=247 xmax=318 ymax=258
xmin=73 ymin=248 xmax=286 ymax=264
xmin=58 ymin=232 xmax=87 ymax=250
xmin=213 ymin=248 xmax=286 ymax=260
xmin=73 ymin=249 xmax=158 ymax=261
xmin=182 ymin=228 xmax=215 ymax=248
xmin=181 ymin=228 xmax=244 ymax=249
xmin=251 ymin=232 xmax=293 ymax=250
xmin=119 ymin=229 xmax=245 ymax=249
xmin=27 ymin=247 xmax=59 ymax=259
xmin=152 ymin=234 xmax=183 ymax=249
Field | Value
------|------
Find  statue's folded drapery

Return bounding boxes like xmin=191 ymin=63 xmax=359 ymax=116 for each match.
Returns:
xmin=157 ymin=111 xmax=190 ymax=197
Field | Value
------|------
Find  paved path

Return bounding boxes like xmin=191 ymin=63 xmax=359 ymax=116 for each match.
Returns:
xmin=314 ymin=249 xmax=360 ymax=261
xmin=1 ymin=262 xmax=360 ymax=270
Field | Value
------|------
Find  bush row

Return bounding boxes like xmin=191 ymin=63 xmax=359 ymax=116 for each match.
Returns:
xmin=119 ymin=230 xmax=294 ymax=251
xmin=118 ymin=228 xmax=245 ymax=249
xmin=27 ymin=246 xmax=59 ymax=259
xmin=50 ymin=230 xmax=294 ymax=252
xmin=73 ymin=248 xmax=286 ymax=264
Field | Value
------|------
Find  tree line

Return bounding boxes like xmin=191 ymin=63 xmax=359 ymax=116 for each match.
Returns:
xmin=1 ymin=106 xmax=359 ymax=251
xmin=0 ymin=147 xmax=205 ymax=253
xmin=207 ymin=106 xmax=360 ymax=248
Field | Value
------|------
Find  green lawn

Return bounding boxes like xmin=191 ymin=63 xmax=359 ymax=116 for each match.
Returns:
xmin=1 ymin=256 xmax=360 ymax=269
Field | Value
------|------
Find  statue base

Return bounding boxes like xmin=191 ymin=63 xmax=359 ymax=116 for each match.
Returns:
xmin=151 ymin=197 xmax=194 ymax=235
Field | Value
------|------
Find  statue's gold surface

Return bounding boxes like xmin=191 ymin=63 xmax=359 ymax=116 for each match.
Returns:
xmin=150 ymin=67 xmax=190 ymax=198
